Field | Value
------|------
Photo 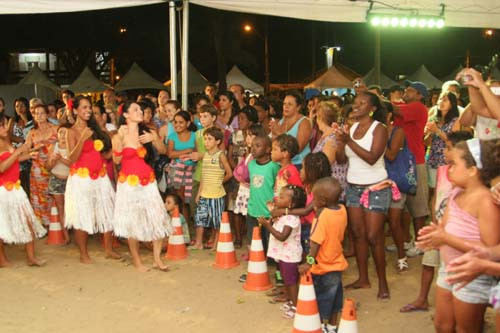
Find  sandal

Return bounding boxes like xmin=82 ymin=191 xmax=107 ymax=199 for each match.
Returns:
xmin=279 ymin=301 xmax=293 ymax=311
xmin=282 ymin=306 xmax=296 ymax=319
xmin=397 ymin=257 xmax=409 ymax=272
xmin=268 ymin=295 xmax=288 ymax=304
xmin=400 ymin=304 xmax=429 ymax=313
xmin=234 ymin=240 xmax=242 ymax=249
xmin=265 ymin=287 xmax=285 ymax=297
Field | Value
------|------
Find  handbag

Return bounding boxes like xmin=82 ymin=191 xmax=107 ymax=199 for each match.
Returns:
xmin=233 ymin=154 xmax=252 ymax=183
xmin=384 ymin=127 xmax=417 ymax=195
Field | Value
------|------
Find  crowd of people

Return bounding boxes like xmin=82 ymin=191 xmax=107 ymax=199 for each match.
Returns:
xmin=0 ymin=65 xmax=499 ymax=333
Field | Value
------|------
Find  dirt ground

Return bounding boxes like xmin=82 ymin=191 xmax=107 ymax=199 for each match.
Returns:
xmin=0 ymin=236 xmax=496 ymax=333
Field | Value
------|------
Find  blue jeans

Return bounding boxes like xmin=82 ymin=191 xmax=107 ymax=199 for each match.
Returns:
xmin=312 ymin=271 xmax=343 ymax=321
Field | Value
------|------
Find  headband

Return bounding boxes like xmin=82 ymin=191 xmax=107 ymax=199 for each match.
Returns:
xmin=466 ymin=138 xmax=482 ymax=169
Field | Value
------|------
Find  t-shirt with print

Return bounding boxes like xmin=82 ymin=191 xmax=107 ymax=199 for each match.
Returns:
xmin=310 ymin=205 xmax=348 ymax=275
xmin=475 ymin=115 xmax=500 ymax=140
xmin=248 ymin=159 xmax=280 ymax=218
xmin=274 ymin=164 xmax=303 ymax=199
xmin=393 ymin=101 xmax=428 ymax=164
xmin=267 ymin=215 xmax=302 ymax=263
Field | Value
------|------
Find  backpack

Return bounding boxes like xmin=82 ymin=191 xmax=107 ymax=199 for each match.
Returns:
xmin=384 ymin=127 xmax=417 ymax=195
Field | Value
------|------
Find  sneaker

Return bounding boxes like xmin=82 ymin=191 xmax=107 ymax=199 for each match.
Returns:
xmin=397 ymin=256 xmax=409 ymax=272
xmin=275 ymin=271 xmax=284 ymax=287
xmin=405 ymin=246 xmax=424 ymax=257
xmin=386 ymin=241 xmax=412 ymax=252
xmin=282 ymin=306 xmax=296 ymax=319
xmin=238 ymin=274 xmax=247 ymax=283
xmin=322 ymin=324 xmax=337 ymax=333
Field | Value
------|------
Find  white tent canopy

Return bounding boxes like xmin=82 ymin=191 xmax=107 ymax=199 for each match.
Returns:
xmin=407 ymin=65 xmax=443 ymax=89
xmin=18 ymin=64 xmax=59 ymax=91
xmin=442 ymin=64 xmax=464 ymax=82
xmin=305 ymin=65 xmax=357 ymax=90
xmin=224 ymin=66 xmax=264 ymax=94
xmin=363 ymin=68 xmax=397 ymax=89
xmin=0 ymin=1 xmax=163 ymax=14
xmin=69 ymin=67 xmax=110 ymax=94
xmin=191 ymin=1 xmax=500 ymax=29
xmin=164 ymin=62 xmax=209 ymax=93
xmin=114 ymin=62 xmax=165 ymax=91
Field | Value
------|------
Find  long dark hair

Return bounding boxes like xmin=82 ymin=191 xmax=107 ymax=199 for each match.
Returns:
xmin=119 ymin=101 xmax=155 ymax=167
xmin=218 ymin=91 xmax=240 ymax=125
xmin=360 ymin=91 xmax=387 ymax=124
xmin=174 ymin=110 xmax=198 ymax=132
xmin=302 ymin=152 xmax=332 ymax=191
xmin=73 ymin=95 xmax=111 ymax=152
xmin=437 ymin=91 xmax=459 ymax=124
xmin=13 ymin=97 xmax=31 ymax=123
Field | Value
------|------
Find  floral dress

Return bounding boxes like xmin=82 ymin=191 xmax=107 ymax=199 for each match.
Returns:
xmin=29 ymin=132 xmax=57 ymax=226
xmin=313 ymin=133 xmax=348 ymax=202
xmin=427 ymin=117 xmax=458 ymax=169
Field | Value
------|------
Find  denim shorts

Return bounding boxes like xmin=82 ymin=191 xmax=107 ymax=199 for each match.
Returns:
xmin=346 ymin=184 xmax=391 ymax=213
xmin=436 ymin=261 xmax=494 ymax=304
xmin=312 ymin=271 xmax=343 ymax=321
xmin=301 ymin=223 xmax=311 ymax=255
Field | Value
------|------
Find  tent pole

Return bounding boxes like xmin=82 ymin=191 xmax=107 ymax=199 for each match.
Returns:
xmin=181 ymin=0 xmax=189 ymax=109
xmin=169 ymin=0 xmax=178 ymax=100
xmin=374 ymin=29 xmax=381 ymax=86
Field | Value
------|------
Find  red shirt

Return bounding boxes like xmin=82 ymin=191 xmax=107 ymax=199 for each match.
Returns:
xmin=274 ymin=164 xmax=303 ymax=198
xmin=393 ymin=101 xmax=428 ymax=164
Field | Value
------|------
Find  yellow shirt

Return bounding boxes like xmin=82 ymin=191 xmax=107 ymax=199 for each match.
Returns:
xmin=200 ymin=150 xmax=226 ymax=199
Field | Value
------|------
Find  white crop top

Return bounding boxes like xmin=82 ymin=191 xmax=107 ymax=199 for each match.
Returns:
xmin=51 ymin=143 xmax=70 ymax=178
xmin=345 ymin=121 xmax=388 ymax=185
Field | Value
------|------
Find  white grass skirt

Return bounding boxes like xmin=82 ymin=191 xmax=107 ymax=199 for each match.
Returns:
xmin=112 ymin=181 xmax=173 ymax=241
xmin=0 ymin=186 xmax=47 ymax=244
xmin=64 ymin=174 xmax=115 ymax=234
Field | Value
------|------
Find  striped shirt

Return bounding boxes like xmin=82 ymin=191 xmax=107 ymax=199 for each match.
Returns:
xmin=200 ymin=150 xmax=226 ymax=199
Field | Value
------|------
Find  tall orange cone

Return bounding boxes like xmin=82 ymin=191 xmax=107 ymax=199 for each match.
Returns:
xmin=243 ymin=226 xmax=272 ymax=291
xmin=213 ymin=212 xmax=239 ymax=269
xmin=46 ymin=205 xmax=65 ymax=245
xmin=338 ymin=298 xmax=358 ymax=333
xmin=292 ymin=271 xmax=322 ymax=333
xmin=165 ymin=207 xmax=188 ymax=260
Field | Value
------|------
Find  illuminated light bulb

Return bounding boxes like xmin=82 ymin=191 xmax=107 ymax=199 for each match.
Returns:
xmin=436 ymin=19 xmax=445 ymax=28
xmin=418 ymin=18 xmax=427 ymax=28
xmin=409 ymin=18 xmax=418 ymax=27
xmin=381 ymin=17 xmax=390 ymax=26
xmin=391 ymin=17 xmax=399 ymax=27
xmin=400 ymin=17 xmax=409 ymax=27
xmin=371 ymin=17 xmax=381 ymax=26
xmin=427 ymin=19 xmax=435 ymax=28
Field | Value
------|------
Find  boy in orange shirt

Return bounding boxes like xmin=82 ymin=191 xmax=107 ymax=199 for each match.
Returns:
xmin=299 ymin=177 xmax=348 ymax=333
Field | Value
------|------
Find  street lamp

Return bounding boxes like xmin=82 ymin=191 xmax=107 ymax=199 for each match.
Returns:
xmin=243 ymin=21 xmax=270 ymax=94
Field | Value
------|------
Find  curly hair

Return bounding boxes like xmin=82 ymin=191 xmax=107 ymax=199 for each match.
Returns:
xmin=274 ymin=134 xmax=299 ymax=158
xmin=302 ymin=152 xmax=331 ymax=191
xmin=283 ymin=185 xmax=307 ymax=209
xmin=455 ymin=139 xmax=500 ymax=186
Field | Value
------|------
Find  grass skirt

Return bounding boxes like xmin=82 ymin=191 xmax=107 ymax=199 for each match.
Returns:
xmin=65 ymin=174 xmax=115 ymax=234
xmin=112 ymin=181 xmax=173 ymax=241
xmin=0 ymin=186 xmax=47 ymax=244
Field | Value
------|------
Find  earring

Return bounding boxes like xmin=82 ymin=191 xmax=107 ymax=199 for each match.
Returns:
xmin=369 ymin=111 xmax=374 ymax=117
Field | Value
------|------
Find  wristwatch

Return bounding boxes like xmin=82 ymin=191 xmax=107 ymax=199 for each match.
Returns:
xmin=306 ymin=255 xmax=316 ymax=265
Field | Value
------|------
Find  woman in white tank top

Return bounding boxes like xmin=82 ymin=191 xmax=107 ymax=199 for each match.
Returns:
xmin=335 ymin=91 xmax=391 ymax=301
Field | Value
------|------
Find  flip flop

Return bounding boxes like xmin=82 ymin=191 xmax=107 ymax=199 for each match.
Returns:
xmin=265 ymin=288 xmax=285 ymax=297
xmin=268 ymin=295 xmax=288 ymax=304
xmin=400 ymin=304 xmax=429 ymax=313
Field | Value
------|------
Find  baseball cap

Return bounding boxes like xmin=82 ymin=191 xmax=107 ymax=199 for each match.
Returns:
xmin=404 ymin=80 xmax=429 ymax=99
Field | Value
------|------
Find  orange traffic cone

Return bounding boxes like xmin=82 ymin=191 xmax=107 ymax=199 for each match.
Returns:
xmin=338 ymin=298 xmax=358 ymax=333
xmin=165 ymin=208 xmax=188 ymax=260
xmin=243 ymin=226 xmax=272 ymax=291
xmin=292 ymin=271 xmax=322 ymax=333
xmin=46 ymin=205 xmax=65 ymax=245
xmin=213 ymin=212 xmax=239 ymax=269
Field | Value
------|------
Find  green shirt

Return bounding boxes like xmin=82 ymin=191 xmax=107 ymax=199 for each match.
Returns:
xmin=248 ymin=159 xmax=280 ymax=218
xmin=193 ymin=129 xmax=207 ymax=182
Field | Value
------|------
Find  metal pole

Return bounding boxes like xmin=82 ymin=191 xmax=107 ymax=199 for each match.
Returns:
xmin=264 ymin=17 xmax=270 ymax=94
xmin=374 ymin=29 xmax=381 ymax=86
xmin=169 ymin=1 xmax=178 ymax=100
xmin=181 ymin=0 xmax=189 ymax=109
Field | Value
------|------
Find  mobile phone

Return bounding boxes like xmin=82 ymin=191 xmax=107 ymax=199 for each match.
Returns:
xmin=491 ymin=86 xmax=500 ymax=96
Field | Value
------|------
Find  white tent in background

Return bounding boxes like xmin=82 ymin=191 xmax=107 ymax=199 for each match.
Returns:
xmin=18 ymin=64 xmax=59 ymax=92
xmin=224 ymin=66 xmax=264 ymax=94
xmin=69 ymin=67 xmax=110 ymax=94
xmin=114 ymin=62 xmax=165 ymax=91
xmin=305 ymin=65 xmax=357 ymax=90
xmin=164 ymin=62 xmax=209 ymax=93
xmin=442 ymin=65 xmax=464 ymax=82
xmin=363 ymin=68 xmax=397 ymax=88
xmin=407 ymin=65 xmax=443 ymax=89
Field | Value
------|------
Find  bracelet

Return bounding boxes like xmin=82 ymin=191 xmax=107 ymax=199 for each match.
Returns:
xmin=113 ymin=150 xmax=123 ymax=157
xmin=285 ymin=208 xmax=288 ymax=215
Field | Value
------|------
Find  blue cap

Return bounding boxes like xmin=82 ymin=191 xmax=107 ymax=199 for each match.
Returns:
xmin=404 ymin=80 xmax=429 ymax=99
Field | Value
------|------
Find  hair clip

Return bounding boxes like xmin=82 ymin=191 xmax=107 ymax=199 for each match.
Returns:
xmin=466 ymin=138 xmax=482 ymax=169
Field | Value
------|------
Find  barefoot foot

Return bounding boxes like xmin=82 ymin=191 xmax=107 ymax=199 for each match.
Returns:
xmin=105 ymin=250 xmax=123 ymax=260
xmin=153 ymin=262 xmax=170 ymax=272
xmin=80 ymin=255 xmax=92 ymax=264
xmin=344 ymin=280 xmax=371 ymax=290
xmin=27 ymin=258 xmax=47 ymax=267
xmin=0 ymin=260 xmax=13 ymax=268
xmin=135 ymin=265 xmax=150 ymax=273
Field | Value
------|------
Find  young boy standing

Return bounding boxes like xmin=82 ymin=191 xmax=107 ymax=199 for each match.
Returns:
xmin=299 ymin=177 xmax=348 ymax=333
xmin=193 ymin=127 xmax=232 ymax=250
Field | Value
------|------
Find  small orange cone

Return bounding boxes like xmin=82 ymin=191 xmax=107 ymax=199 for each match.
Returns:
xmin=46 ymin=205 xmax=65 ymax=245
xmin=165 ymin=208 xmax=188 ymax=260
xmin=213 ymin=212 xmax=239 ymax=269
xmin=292 ymin=271 xmax=322 ymax=333
xmin=338 ymin=298 xmax=358 ymax=333
xmin=243 ymin=226 xmax=272 ymax=291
